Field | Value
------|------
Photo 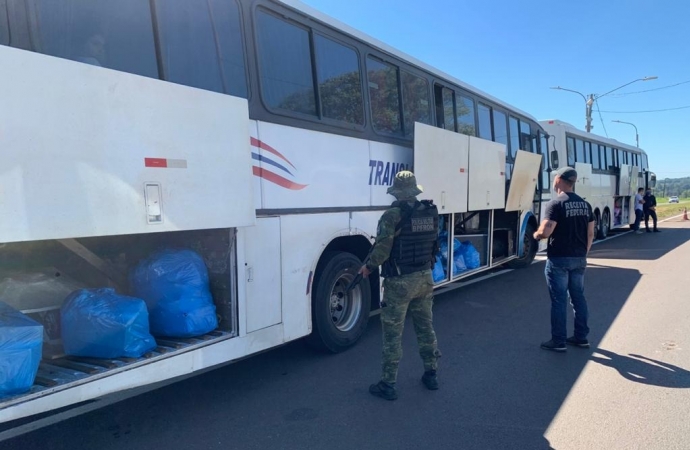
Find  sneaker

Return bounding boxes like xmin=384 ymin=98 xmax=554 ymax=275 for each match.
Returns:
xmin=369 ymin=381 xmax=398 ymax=401
xmin=540 ymin=340 xmax=566 ymax=352
xmin=646 ymin=229 xmax=652 ymax=233
xmin=566 ymin=336 xmax=590 ymax=348
xmin=635 ymin=230 xmax=644 ymax=234
xmin=421 ymin=370 xmax=439 ymax=390
xmin=654 ymin=229 xmax=661 ymax=232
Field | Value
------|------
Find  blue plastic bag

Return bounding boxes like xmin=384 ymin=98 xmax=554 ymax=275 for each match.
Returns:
xmin=432 ymin=255 xmax=446 ymax=283
xmin=61 ymin=288 xmax=156 ymax=359
xmin=439 ymin=233 xmax=461 ymax=266
xmin=453 ymin=251 xmax=467 ymax=275
xmin=459 ymin=242 xmax=481 ymax=270
xmin=130 ymin=249 xmax=218 ymax=338
xmin=0 ymin=302 xmax=43 ymax=397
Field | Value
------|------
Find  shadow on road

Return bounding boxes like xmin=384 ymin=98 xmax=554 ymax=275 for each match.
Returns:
xmin=3 ymin=224 xmax=687 ymax=450
xmin=591 ymin=349 xmax=690 ymax=388
xmin=591 ymin=227 xmax=690 ymax=261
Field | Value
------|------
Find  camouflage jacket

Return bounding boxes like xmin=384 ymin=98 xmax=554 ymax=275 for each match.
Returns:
xmin=366 ymin=200 xmax=416 ymax=270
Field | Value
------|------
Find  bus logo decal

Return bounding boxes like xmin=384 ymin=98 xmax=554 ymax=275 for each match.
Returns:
xmin=369 ymin=160 xmax=411 ymax=186
xmin=250 ymin=138 xmax=308 ymax=190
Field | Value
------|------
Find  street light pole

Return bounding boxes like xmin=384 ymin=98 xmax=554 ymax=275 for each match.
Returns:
xmin=550 ymin=76 xmax=658 ymax=133
xmin=611 ymin=120 xmax=639 ymax=147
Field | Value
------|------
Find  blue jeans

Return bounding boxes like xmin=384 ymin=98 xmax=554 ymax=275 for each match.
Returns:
xmin=634 ymin=209 xmax=643 ymax=230
xmin=545 ymin=257 xmax=589 ymax=344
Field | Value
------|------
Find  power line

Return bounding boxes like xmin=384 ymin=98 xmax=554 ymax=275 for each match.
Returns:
xmin=609 ymin=80 xmax=690 ymax=97
xmin=599 ymin=105 xmax=690 ymax=114
xmin=594 ymin=99 xmax=608 ymax=137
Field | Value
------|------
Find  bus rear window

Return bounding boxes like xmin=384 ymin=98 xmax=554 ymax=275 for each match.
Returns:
xmin=31 ymin=0 xmax=158 ymax=79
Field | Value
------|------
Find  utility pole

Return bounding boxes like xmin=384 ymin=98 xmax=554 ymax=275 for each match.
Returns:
xmin=551 ymin=77 xmax=657 ymax=133
xmin=585 ymin=94 xmax=594 ymax=133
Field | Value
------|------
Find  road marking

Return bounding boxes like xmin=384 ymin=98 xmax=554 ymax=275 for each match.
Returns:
xmin=660 ymin=212 xmax=689 ymax=223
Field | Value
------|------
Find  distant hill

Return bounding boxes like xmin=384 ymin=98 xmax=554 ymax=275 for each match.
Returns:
xmin=657 ymin=176 xmax=690 ymax=198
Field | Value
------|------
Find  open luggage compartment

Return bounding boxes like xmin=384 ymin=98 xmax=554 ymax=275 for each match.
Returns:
xmin=0 ymin=228 xmax=238 ymax=410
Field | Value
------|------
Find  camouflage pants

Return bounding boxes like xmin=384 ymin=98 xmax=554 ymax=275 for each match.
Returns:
xmin=380 ymin=269 xmax=440 ymax=385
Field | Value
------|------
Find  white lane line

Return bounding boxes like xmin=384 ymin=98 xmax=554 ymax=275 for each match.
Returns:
xmin=660 ymin=211 xmax=689 ymax=223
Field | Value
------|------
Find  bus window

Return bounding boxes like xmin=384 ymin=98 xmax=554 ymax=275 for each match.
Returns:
xmin=606 ymin=146 xmax=614 ymax=169
xmin=367 ymin=57 xmax=402 ymax=135
xmin=584 ymin=142 xmax=591 ymax=163
xmin=456 ymin=96 xmax=476 ymax=136
xmin=208 ymin=0 xmax=248 ymax=98
xmin=575 ymin=139 xmax=585 ymax=162
xmin=156 ymin=0 xmax=227 ymax=94
xmin=478 ymin=103 xmax=492 ymax=140
xmin=592 ymin=143 xmax=601 ymax=170
xmin=31 ymin=0 xmax=158 ymax=78
xmin=0 ymin=0 xmax=8 ymax=46
xmin=519 ymin=121 xmax=532 ymax=152
xmin=315 ymin=34 xmax=364 ymax=125
xmin=434 ymin=85 xmax=455 ymax=131
xmin=509 ymin=116 xmax=519 ymax=158
xmin=402 ymin=71 xmax=431 ymax=137
xmin=257 ymin=10 xmax=316 ymax=115
xmin=566 ymin=137 xmax=575 ymax=166
xmin=493 ymin=110 xmax=508 ymax=147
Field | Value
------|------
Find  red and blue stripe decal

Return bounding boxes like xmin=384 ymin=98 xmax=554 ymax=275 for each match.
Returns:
xmin=250 ymin=137 xmax=307 ymax=190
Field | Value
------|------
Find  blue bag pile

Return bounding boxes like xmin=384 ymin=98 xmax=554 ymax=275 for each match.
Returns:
xmin=433 ymin=233 xmax=481 ymax=283
xmin=0 ymin=302 xmax=43 ymax=397
xmin=130 ymin=249 xmax=218 ymax=338
xmin=458 ymin=241 xmax=481 ymax=270
xmin=61 ymin=288 xmax=157 ymax=359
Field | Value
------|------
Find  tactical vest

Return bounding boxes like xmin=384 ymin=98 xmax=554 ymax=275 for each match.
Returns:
xmin=381 ymin=200 xmax=439 ymax=278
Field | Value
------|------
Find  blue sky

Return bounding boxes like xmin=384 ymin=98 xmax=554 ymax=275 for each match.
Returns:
xmin=301 ymin=0 xmax=690 ymax=180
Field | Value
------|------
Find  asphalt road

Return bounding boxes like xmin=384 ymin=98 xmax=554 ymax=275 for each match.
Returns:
xmin=3 ymin=219 xmax=690 ymax=450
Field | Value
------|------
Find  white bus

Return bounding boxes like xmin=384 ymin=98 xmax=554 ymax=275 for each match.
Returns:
xmin=0 ymin=0 xmax=544 ymax=429
xmin=539 ymin=120 xmax=656 ymax=240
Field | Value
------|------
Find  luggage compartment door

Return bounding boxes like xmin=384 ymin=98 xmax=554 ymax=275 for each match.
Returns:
xmin=0 ymin=45 xmax=255 ymax=243
xmin=243 ymin=217 xmax=282 ymax=333
xmin=413 ymin=123 xmax=469 ymax=213
xmin=505 ymin=150 xmax=542 ymax=212
xmin=468 ymin=136 xmax=507 ymax=211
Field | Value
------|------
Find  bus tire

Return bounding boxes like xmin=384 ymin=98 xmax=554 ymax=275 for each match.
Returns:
xmin=593 ymin=210 xmax=602 ymax=240
xmin=597 ymin=210 xmax=609 ymax=240
xmin=307 ymin=251 xmax=371 ymax=353
xmin=505 ymin=221 xmax=538 ymax=269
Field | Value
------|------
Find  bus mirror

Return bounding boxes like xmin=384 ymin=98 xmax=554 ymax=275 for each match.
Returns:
xmin=550 ymin=151 xmax=559 ymax=169
xmin=650 ymin=173 xmax=657 ymax=188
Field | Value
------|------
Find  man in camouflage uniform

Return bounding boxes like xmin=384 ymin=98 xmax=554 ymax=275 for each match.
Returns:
xmin=359 ymin=171 xmax=441 ymax=401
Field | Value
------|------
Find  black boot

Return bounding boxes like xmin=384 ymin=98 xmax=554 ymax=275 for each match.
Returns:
xmin=421 ymin=370 xmax=439 ymax=390
xmin=369 ymin=381 xmax=398 ymax=400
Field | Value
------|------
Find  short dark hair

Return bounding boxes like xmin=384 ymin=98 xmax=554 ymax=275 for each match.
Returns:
xmin=638 ymin=187 xmax=644 ymax=193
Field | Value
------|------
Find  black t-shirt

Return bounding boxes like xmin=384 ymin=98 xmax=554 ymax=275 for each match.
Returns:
xmin=545 ymin=192 xmax=594 ymax=258
xmin=643 ymin=194 xmax=657 ymax=211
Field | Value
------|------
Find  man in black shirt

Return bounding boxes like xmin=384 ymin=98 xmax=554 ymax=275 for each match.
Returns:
xmin=534 ymin=167 xmax=595 ymax=352
xmin=643 ymin=188 xmax=660 ymax=233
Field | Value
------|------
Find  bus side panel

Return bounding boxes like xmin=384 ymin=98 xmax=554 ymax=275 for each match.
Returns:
xmin=370 ymin=141 xmax=413 ymax=206
xmin=255 ymin=122 xmax=370 ymax=210
xmin=279 ymin=213 xmax=351 ymax=342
